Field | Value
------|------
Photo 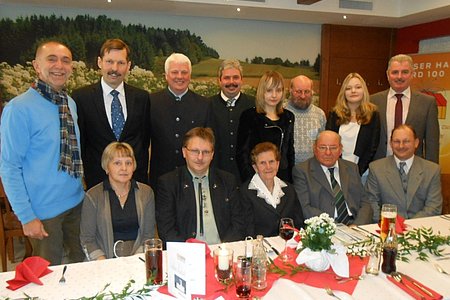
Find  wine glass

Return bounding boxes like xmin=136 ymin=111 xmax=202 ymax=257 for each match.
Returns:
xmin=279 ymin=218 xmax=295 ymax=262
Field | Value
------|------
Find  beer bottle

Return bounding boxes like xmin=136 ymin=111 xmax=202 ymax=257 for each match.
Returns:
xmin=381 ymin=223 xmax=397 ymax=274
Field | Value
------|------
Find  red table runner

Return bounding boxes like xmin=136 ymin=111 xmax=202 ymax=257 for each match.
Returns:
xmin=159 ymin=247 xmax=368 ymax=299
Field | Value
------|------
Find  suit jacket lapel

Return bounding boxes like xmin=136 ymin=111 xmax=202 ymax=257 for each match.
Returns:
xmin=385 ymin=157 xmax=407 ymax=202
xmin=338 ymin=160 xmax=351 ymax=202
xmin=93 ymin=82 xmax=116 ymax=139
xmin=122 ymin=83 xmax=134 ymax=135
xmin=406 ymin=157 xmax=422 ymax=208
xmin=310 ymin=158 xmax=333 ymax=197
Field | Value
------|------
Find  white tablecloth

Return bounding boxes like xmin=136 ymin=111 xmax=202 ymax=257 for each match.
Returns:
xmin=1 ymin=215 xmax=449 ymax=299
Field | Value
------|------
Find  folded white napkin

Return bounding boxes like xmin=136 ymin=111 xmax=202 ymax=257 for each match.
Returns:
xmin=296 ymin=244 xmax=349 ymax=278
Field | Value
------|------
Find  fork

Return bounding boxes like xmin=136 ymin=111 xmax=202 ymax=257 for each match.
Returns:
xmin=59 ymin=265 xmax=67 ymax=283
xmin=391 ymin=273 xmax=425 ymax=300
xmin=325 ymin=287 xmax=342 ymax=299
xmin=335 ymin=275 xmax=364 ymax=283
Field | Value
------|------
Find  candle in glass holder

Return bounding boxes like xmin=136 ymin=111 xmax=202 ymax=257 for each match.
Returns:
xmin=214 ymin=246 xmax=233 ymax=283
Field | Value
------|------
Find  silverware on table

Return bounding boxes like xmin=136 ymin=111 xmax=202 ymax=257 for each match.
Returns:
xmin=434 ymin=263 xmax=450 ymax=275
xmin=398 ymin=272 xmax=433 ymax=297
xmin=335 ymin=275 xmax=364 ymax=283
xmin=355 ymin=226 xmax=380 ymax=238
xmin=391 ymin=273 xmax=425 ymax=300
xmin=59 ymin=265 xmax=67 ymax=283
xmin=325 ymin=287 xmax=342 ymax=299
xmin=263 ymin=238 xmax=280 ymax=255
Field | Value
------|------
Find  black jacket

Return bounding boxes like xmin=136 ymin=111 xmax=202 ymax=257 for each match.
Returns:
xmin=237 ymin=107 xmax=295 ymax=182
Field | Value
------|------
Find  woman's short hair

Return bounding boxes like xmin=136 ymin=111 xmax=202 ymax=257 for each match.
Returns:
xmin=101 ymin=142 xmax=137 ymax=172
xmin=255 ymin=71 xmax=285 ymax=115
xmin=250 ymin=142 xmax=281 ymax=164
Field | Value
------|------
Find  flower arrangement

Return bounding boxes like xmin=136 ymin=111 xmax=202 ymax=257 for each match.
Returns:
xmin=299 ymin=213 xmax=336 ymax=252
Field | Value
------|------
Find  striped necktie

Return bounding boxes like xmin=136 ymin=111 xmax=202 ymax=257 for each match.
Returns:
xmin=399 ymin=161 xmax=408 ymax=193
xmin=328 ymin=168 xmax=351 ymax=225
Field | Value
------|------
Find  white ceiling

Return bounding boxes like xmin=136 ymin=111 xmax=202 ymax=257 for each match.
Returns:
xmin=2 ymin=0 xmax=450 ymax=28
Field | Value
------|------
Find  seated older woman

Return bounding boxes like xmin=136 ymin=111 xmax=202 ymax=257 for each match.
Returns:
xmin=241 ymin=142 xmax=304 ymax=237
xmin=80 ymin=142 xmax=155 ymax=260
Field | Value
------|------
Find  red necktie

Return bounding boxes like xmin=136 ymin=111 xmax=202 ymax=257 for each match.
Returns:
xmin=394 ymin=94 xmax=403 ymax=128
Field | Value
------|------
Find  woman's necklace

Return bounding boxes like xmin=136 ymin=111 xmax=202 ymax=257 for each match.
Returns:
xmin=113 ymin=183 xmax=130 ymax=208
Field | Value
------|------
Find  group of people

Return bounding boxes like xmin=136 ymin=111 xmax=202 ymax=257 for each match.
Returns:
xmin=0 ymin=38 xmax=442 ymax=266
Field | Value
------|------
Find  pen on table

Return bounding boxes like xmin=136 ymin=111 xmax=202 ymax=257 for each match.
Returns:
xmin=263 ymin=239 xmax=280 ymax=255
xmin=139 ymin=257 xmax=145 ymax=263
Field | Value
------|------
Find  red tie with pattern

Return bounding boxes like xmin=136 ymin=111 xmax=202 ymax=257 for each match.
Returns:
xmin=394 ymin=94 xmax=403 ymax=129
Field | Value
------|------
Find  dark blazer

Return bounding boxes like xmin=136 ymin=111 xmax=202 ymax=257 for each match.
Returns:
xmin=366 ymin=155 xmax=442 ymax=222
xmin=72 ymin=82 xmax=151 ymax=189
xmin=149 ymin=88 xmax=210 ymax=188
xmin=292 ymin=157 xmax=373 ymax=225
xmin=240 ymin=179 xmax=304 ymax=237
xmin=209 ymin=93 xmax=255 ymax=181
xmin=236 ymin=108 xmax=295 ymax=183
xmin=326 ymin=111 xmax=380 ymax=175
xmin=156 ymin=166 xmax=246 ymax=244
xmin=370 ymin=89 xmax=439 ymax=163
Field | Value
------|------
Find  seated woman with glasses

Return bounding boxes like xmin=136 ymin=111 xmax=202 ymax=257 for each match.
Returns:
xmin=237 ymin=71 xmax=295 ymax=183
xmin=241 ymin=142 xmax=304 ymax=237
xmin=80 ymin=142 xmax=156 ymax=260
xmin=326 ymin=73 xmax=380 ymax=183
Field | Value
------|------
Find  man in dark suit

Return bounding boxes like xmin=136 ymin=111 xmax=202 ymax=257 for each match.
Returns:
xmin=292 ymin=130 xmax=373 ymax=225
xmin=366 ymin=124 xmax=442 ymax=222
xmin=209 ymin=59 xmax=254 ymax=181
xmin=72 ymin=39 xmax=151 ymax=189
xmin=156 ymin=127 xmax=246 ymax=245
xmin=150 ymin=53 xmax=210 ymax=188
xmin=370 ymin=54 xmax=439 ymax=163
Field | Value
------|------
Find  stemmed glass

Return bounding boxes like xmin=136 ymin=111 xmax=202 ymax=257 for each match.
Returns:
xmin=279 ymin=218 xmax=295 ymax=262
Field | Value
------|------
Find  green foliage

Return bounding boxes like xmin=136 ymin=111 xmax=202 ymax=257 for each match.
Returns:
xmin=397 ymin=227 xmax=450 ymax=262
xmin=0 ymin=14 xmax=219 ymax=69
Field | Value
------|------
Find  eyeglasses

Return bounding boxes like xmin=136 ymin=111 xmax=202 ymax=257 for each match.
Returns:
xmin=185 ymin=147 xmax=213 ymax=156
xmin=391 ymin=140 xmax=412 ymax=146
xmin=292 ymin=89 xmax=312 ymax=96
xmin=316 ymin=145 xmax=340 ymax=152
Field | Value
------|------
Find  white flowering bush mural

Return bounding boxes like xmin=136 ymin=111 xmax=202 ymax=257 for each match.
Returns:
xmin=0 ymin=61 xmax=256 ymax=102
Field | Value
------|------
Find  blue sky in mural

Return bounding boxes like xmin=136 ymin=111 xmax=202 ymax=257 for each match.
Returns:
xmin=1 ymin=3 xmax=321 ymax=63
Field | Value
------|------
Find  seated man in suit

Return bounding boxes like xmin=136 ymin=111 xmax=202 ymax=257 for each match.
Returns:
xmin=156 ymin=127 xmax=246 ymax=245
xmin=366 ymin=124 xmax=442 ymax=222
xmin=292 ymin=130 xmax=372 ymax=225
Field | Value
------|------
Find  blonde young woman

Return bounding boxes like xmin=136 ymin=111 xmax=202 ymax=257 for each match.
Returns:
xmin=236 ymin=71 xmax=295 ymax=183
xmin=326 ymin=72 xmax=380 ymax=179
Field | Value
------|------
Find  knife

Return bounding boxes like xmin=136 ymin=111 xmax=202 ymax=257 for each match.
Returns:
xmin=398 ymin=272 xmax=434 ymax=297
xmin=263 ymin=239 xmax=280 ymax=255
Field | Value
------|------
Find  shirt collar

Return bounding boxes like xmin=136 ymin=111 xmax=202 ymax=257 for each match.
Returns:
xmin=101 ymin=77 xmax=125 ymax=96
xmin=220 ymin=91 xmax=241 ymax=104
xmin=320 ymin=161 xmax=339 ymax=175
xmin=388 ymin=86 xmax=411 ymax=99
xmin=393 ymin=155 xmax=414 ymax=171
xmin=168 ymin=87 xmax=188 ymax=99
xmin=187 ymin=167 xmax=209 ymax=181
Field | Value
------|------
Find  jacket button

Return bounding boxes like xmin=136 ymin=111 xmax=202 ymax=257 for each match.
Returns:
xmin=225 ymin=198 xmax=229 ymax=202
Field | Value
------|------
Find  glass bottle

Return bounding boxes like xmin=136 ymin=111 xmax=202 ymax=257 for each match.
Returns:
xmin=252 ymin=235 xmax=267 ymax=290
xmin=381 ymin=224 xmax=397 ymax=274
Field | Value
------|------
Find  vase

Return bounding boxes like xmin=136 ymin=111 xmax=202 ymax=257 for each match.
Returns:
xmin=304 ymin=250 xmax=330 ymax=272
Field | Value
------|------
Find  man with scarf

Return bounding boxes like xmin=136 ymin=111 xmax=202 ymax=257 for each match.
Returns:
xmin=0 ymin=41 xmax=85 ymax=265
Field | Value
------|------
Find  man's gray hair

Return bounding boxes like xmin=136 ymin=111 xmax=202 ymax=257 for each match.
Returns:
xmin=164 ymin=53 xmax=192 ymax=74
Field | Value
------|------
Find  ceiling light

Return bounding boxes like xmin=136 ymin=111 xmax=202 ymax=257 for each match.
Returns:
xmin=107 ymin=0 xmax=111 ymax=2
xmin=343 ymin=15 xmax=347 ymax=19
xmin=237 ymin=7 xmax=241 ymax=12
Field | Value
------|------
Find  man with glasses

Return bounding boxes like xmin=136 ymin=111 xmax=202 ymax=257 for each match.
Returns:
xmin=292 ymin=130 xmax=372 ymax=225
xmin=155 ymin=127 xmax=246 ymax=245
xmin=286 ymin=75 xmax=326 ymax=164
xmin=366 ymin=124 xmax=442 ymax=222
